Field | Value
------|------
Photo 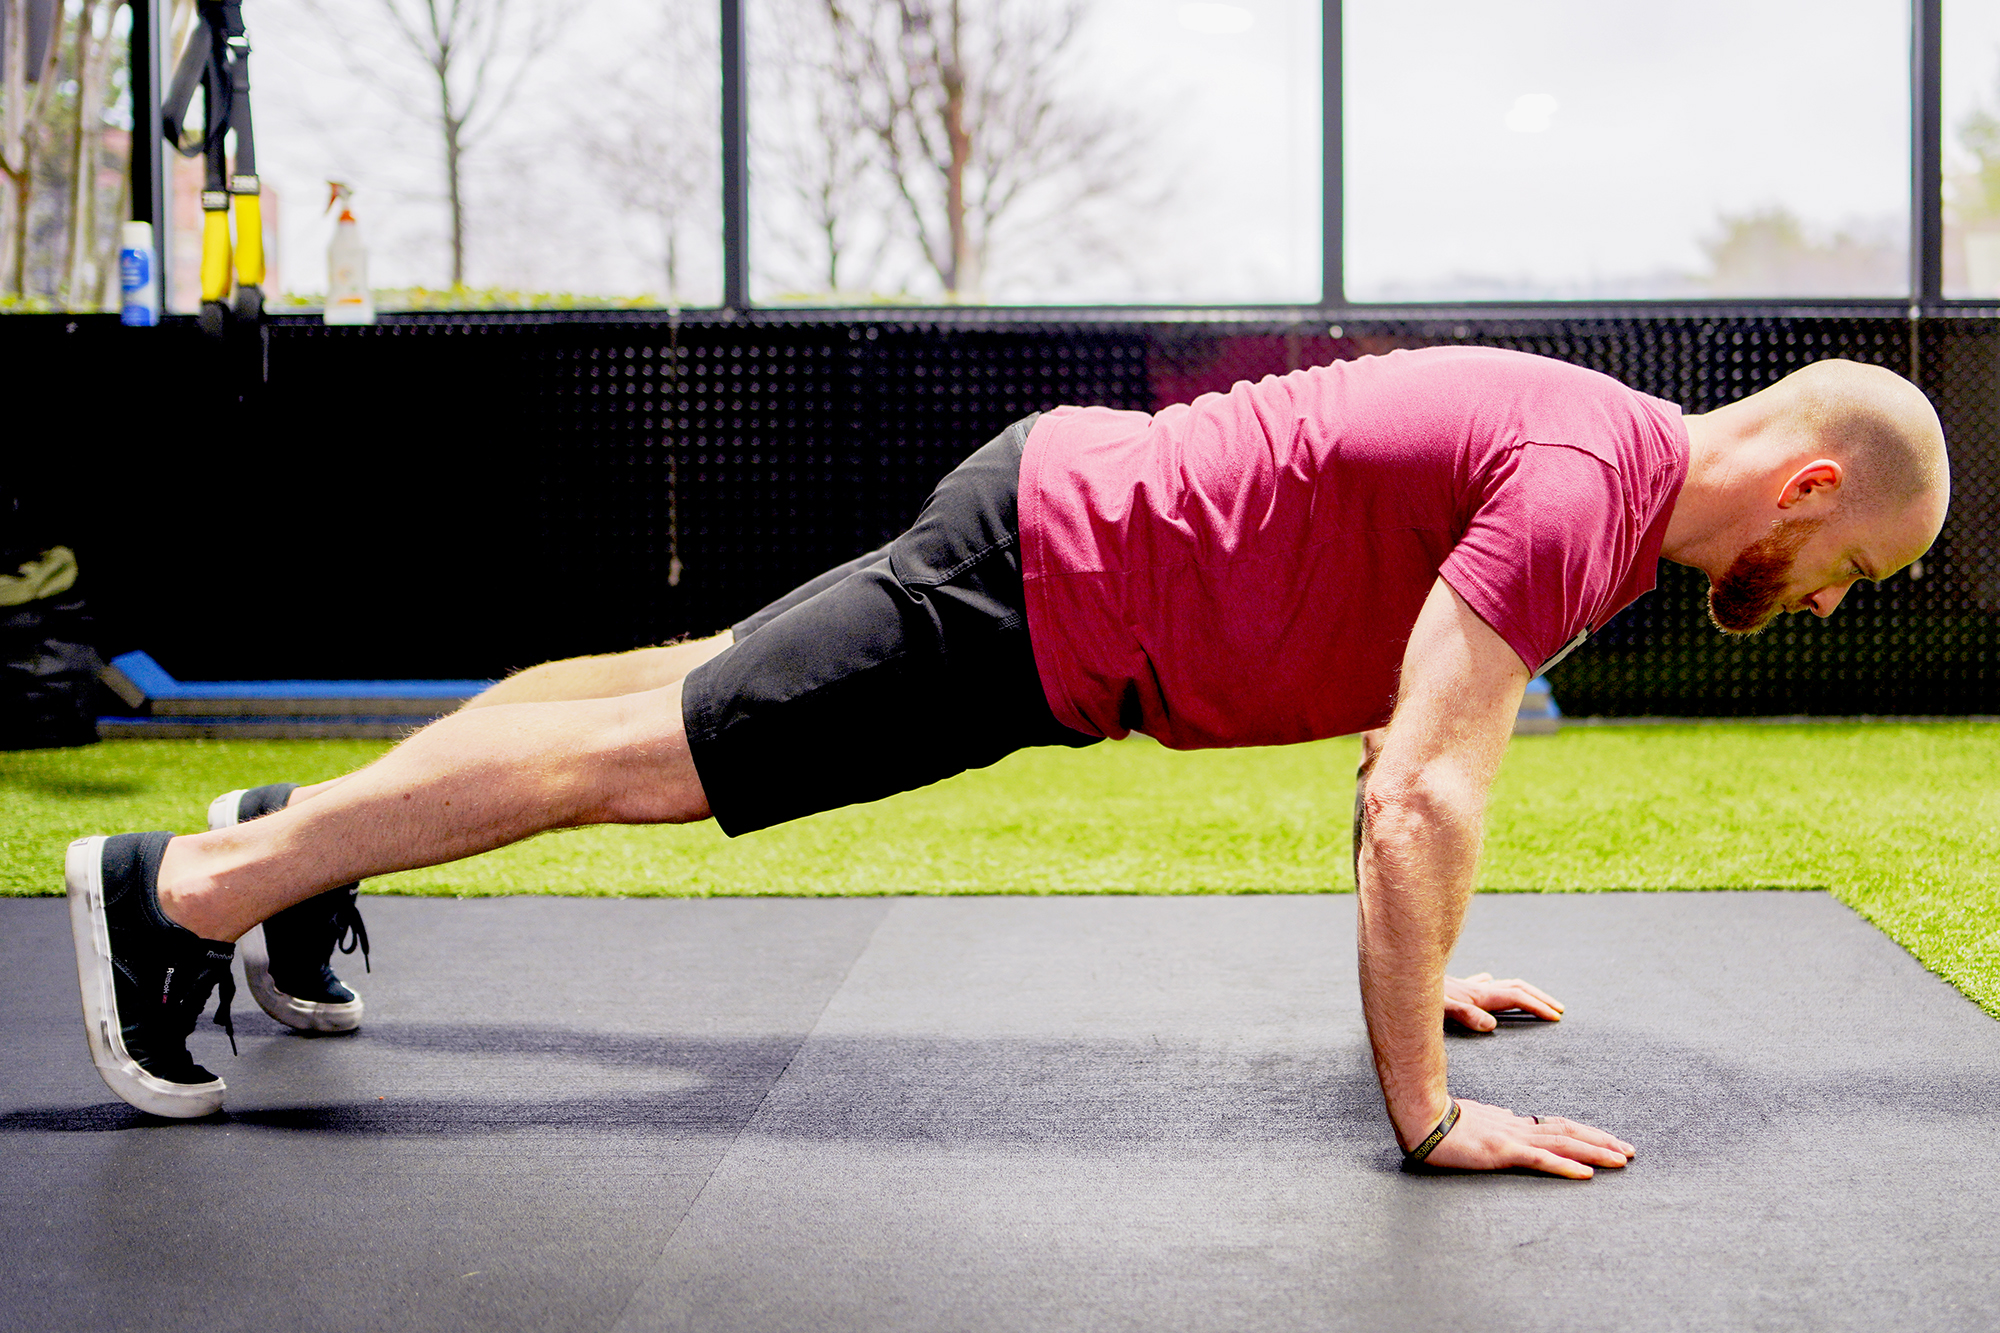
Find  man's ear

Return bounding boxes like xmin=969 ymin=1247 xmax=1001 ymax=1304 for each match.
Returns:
xmin=1776 ymin=459 xmax=1843 ymax=510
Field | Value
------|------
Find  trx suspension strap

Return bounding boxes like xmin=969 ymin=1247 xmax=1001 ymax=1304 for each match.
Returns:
xmin=163 ymin=1 xmax=261 ymax=336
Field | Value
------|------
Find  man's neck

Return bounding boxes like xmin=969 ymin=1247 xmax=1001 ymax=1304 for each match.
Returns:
xmin=1662 ymin=408 xmax=1753 ymax=581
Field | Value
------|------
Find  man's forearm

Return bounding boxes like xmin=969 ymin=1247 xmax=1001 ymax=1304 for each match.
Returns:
xmin=1337 ymin=582 xmax=1630 ymax=1177
xmin=1356 ymin=782 xmax=1484 ymax=1146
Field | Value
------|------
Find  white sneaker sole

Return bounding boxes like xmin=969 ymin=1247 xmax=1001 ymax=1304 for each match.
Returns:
xmin=208 ymin=790 xmax=365 ymax=1034
xmin=65 ymin=835 xmax=226 ymax=1118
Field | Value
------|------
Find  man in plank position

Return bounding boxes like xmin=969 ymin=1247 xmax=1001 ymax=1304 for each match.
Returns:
xmin=67 ymin=347 xmax=1949 ymax=1176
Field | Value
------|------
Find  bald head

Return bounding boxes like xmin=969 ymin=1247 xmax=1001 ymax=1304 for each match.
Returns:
xmin=1667 ymin=359 xmax=1952 ymax=627
xmin=1749 ymin=359 xmax=1949 ymax=517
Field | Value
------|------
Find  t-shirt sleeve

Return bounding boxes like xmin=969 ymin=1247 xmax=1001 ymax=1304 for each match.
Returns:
xmin=1438 ymin=442 xmax=1631 ymax=674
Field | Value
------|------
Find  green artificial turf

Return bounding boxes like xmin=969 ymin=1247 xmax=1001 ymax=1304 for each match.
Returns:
xmin=3 ymin=724 xmax=1997 ymax=1015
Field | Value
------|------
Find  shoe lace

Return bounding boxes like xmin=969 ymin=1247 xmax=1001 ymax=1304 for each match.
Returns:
xmin=333 ymin=895 xmax=372 ymax=973
xmin=210 ymin=968 xmax=238 ymax=1056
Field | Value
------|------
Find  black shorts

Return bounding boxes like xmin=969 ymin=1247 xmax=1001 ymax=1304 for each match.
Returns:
xmin=682 ymin=415 xmax=1101 ymax=837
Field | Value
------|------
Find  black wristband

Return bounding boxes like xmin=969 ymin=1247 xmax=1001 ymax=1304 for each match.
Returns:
xmin=1403 ymin=1098 xmax=1461 ymax=1166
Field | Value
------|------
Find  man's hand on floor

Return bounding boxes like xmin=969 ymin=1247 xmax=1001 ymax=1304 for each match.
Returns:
xmin=1422 ymin=1099 xmax=1636 ymax=1178
xmin=1443 ymin=972 xmax=1564 ymax=1030
xmin=1428 ymin=979 xmax=1633 ymax=1177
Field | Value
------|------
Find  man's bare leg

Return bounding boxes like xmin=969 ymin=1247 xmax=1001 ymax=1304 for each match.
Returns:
xmin=278 ymin=633 xmax=736 ymax=810
xmin=157 ymin=681 xmax=711 ymax=942
xmin=463 ymin=633 xmax=734 ymax=710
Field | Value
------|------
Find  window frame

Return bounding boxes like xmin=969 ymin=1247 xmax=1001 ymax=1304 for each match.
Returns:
xmin=119 ymin=0 xmax=1975 ymax=317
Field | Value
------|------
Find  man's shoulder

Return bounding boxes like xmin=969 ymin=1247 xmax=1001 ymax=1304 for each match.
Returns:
xmin=1327 ymin=343 xmax=1611 ymax=379
xmin=1328 ymin=344 xmax=1663 ymax=406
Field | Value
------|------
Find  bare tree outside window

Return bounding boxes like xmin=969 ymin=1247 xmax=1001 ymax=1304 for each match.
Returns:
xmin=61 ymin=0 xmax=124 ymax=306
xmin=3 ymin=0 xmax=129 ymax=306
xmin=571 ymin=4 xmax=717 ymax=308
xmin=754 ymin=0 xmax=883 ymax=298
xmin=302 ymin=0 xmax=558 ymax=288
xmin=2 ymin=0 xmax=64 ymax=298
xmin=786 ymin=0 xmax=1153 ymax=302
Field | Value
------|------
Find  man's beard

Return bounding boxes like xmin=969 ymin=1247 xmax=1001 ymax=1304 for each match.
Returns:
xmin=1707 ymin=516 xmax=1825 ymax=636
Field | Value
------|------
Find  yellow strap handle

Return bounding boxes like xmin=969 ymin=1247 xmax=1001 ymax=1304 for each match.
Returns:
xmin=200 ymin=201 xmax=233 ymax=303
xmin=233 ymin=184 xmax=264 ymax=288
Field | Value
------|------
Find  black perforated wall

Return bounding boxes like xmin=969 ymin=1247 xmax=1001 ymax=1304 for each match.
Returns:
xmin=4 ymin=309 xmax=1994 ymax=716
xmin=508 ymin=322 xmax=1152 ymax=661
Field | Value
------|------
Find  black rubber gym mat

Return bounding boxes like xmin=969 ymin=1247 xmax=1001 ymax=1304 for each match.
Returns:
xmin=0 ymin=896 xmax=889 ymax=1333
xmin=4 ymin=892 xmax=1995 ymax=1333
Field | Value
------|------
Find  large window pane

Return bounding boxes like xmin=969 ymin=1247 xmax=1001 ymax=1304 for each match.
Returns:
xmin=1946 ymin=0 xmax=2000 ymax=298
xmin=1346 ymin=1 xmax=1911 ymax=301
xmin=239 ymin=0 xmax=721 ymax=312
xmin=747 ymin=0 xmax=1320 ymax=306
xmin=0 ymin=0 xmax=134 ymax=311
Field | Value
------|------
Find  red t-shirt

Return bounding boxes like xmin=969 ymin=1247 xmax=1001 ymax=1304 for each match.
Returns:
xmin=1017 ymin=346 xmax=1689 ymax=749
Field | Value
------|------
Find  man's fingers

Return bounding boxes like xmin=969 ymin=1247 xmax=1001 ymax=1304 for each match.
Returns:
xmin=1444 ymin=974 xmax=1567 ymax=1021
xmin=1504 ymin=984 xmax=1560 ymax=1016
xmin=1531 ymin=1131 xmax=1631 ymax=1170
xmin=1486 ymin=989 xmax=1562 ymax=1021
xmin=1530 ymin=1115 xmax=1636 ymax=1158
xmin=1461 ymin=987 xmax=1560 ymax=1022
xmin=1518 ymin=1148 xmax=1594 ymax=1180
xmin=1515 ymin=980 xmax=1564 ymax=1012
xmin=1488 ymin=978 xmax=1564 ymax=1015
xmin=1520 ymin=1109 xmax=1635 ymax=1167
xmin=1480 ymin=981 xmax=1564 ymax=1020
xmin=1444 ymin=1001 xmax=1498 ymax=1032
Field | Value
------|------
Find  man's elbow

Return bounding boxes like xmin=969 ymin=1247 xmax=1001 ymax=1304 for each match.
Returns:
xmin=1360 ymin=773 xmax=1483 ymax=855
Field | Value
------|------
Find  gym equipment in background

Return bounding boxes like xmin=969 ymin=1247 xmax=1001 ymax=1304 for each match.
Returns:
xmin=98 ymin=652 xmax=490 ymax=740
xmin=162 ymin=0 xmax=262 ymax=338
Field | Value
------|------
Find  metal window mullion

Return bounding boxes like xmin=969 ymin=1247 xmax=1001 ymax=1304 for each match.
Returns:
xmin=129 ymin=0 xmax=168 ymax=312
xmin=1323 ymin=0 xmax=1343 ymax=307
xmin=1913 ymin=0 xmax=1942 ymax=303
xmin=721 ymin=0 xmax=750 ymax=311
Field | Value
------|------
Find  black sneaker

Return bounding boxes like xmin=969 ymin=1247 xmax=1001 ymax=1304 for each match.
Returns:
xmin=209 ymin=784 xmax=368 ymax=1034
xmin=66 ymin=832 xmax=237 ymax=1118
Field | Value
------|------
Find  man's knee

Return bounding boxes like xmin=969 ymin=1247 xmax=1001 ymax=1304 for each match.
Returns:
xmin=584 ymin=684 xmax=713 ymax=826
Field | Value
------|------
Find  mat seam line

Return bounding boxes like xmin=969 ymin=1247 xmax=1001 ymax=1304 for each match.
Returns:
xmin=602 ymin=897 xmax=898 ymax=1333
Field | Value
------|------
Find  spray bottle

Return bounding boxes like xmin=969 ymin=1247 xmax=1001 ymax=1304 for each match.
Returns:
xmin=324 ymin=182 xmax=376 ymax=325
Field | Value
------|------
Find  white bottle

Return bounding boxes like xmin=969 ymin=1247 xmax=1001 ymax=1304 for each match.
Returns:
xmin=119 ymin=221 xmax=159 ymax=326
xmin=324 ymin=182 xmax=376 ymax=325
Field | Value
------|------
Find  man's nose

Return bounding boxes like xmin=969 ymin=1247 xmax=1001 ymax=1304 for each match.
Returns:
xmin=1806 ymin=583 xmax=1853 ymax=618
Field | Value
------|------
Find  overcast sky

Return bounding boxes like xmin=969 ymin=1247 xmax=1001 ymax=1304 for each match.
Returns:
xmin=1348 ymin=0 xmax=1911 ymax=298
xmin=214 ymin=0 xmax=2000 ymax=306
